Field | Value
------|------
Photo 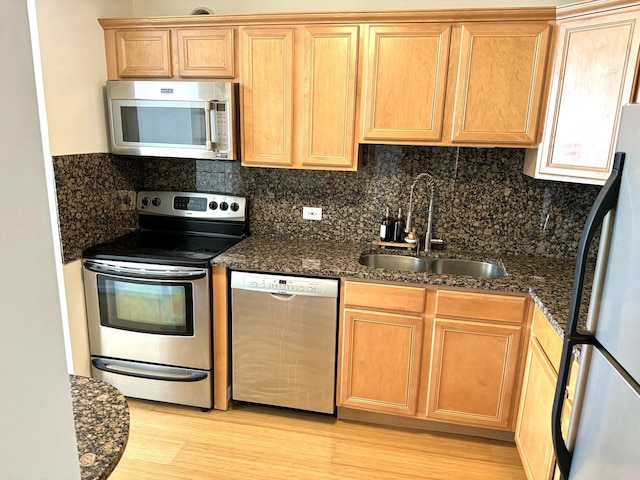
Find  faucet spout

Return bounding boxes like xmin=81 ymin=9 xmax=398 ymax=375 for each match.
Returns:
xmin=405 ymin=172 xmax=438 ymax=254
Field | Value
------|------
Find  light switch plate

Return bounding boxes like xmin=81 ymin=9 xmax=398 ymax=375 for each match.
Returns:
xmin=303 ymin=206 xmax=322 ymax=221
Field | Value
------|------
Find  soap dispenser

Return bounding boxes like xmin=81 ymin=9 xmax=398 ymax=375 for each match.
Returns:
xmin=379 ymin=206 xmax=392 ymax=242
xmin=392 ymin=208 xmax=405 ymax=243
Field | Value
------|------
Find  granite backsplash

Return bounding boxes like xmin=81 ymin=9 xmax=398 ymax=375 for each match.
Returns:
xmin=52 ymin=146 xmax=600 ymax=263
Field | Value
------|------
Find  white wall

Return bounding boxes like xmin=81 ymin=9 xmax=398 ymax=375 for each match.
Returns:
xmin=35 ymin=0 xmax=133 ymax=156
xmin=0 ymin=1 xmax=81 ymax=478
xmin=132 ymin=0 xmax=573 ymax=16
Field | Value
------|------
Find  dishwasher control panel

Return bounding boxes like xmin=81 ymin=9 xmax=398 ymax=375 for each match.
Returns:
xmin=230 ymin=271 xmax=338 ymax=298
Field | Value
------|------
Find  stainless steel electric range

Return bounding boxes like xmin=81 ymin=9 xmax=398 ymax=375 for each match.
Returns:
xmin=82 ymin=190 xmax=248 ymax=409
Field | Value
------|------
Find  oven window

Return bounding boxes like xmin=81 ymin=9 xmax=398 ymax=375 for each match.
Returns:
xmin=97 ymin=275 xmax=194 ymax=335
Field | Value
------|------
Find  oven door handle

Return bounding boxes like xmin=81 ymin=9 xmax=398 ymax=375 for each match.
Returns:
xmin=92 ymin=358 xmax=209 ymax=383
xmin=83 ymin=260 xmax=207 ymax=280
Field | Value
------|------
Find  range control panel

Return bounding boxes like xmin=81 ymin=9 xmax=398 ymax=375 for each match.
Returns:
xmin=137 ymin=191 xmax=246 ymax=220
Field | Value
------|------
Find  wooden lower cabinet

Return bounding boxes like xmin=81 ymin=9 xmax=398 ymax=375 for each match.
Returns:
xmin=338 ymin=308 xmax=424 ymax=415
xmin=515 ymin=306 xmax=579 ymax=480
xmin=515 ymin=337 xmax=557 ymax=480
xmin=338 ymin=280 xmax=529 ymax=434
xmin=426 ymin=318 xmax=523 ymax=429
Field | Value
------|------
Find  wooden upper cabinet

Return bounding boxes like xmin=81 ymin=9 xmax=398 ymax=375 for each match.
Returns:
xmin=450 ymin=23 xmax=551 ymax=145
xmin=524 ymin=6 xmax=640 ymax=185
xmin=240 ymin=27 xmax=294 ymax=167
xmin=104 ymin=27 xmax=236 ymax=80
xmin=299 ymin=26 xmax=359 ymax=168
xmin=359 ymin=24 xmax=451 ymax=142
xmin=240 ymin=25 xmax=359 ymax=170
xmin=113 ymin=30 xmax=172 ymax=78
xmin=176 ymin=28 xmax=235 ymax=78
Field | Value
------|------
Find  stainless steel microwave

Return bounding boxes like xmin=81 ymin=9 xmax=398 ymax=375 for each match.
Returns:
xmin=106 ymin=80 xmax=239 ymax=160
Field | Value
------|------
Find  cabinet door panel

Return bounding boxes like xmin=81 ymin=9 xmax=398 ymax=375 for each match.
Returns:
xmin=177 ymin=28 xmax=234 ymax=78
xmin=299 ymin=26 xmax=358 ymax=168
xmin=451 ymin=23 xmax=550 ymax=144
xmin=339 ymin=309 xmax=423 ymax=415
xmin=361 ymin=24 xmax=450 ymax=142
xmin=240 ymin=28 xmax=294 ymax=166
xmin=539 ymin=10 xmax=640 ymax=182
xmin=115 ymin=30 xmax=171 ymax=78
xmin=515 ymin=337 xmax=557 ymax=480
xmin=427 ymin=318 xmax=522 ymax=428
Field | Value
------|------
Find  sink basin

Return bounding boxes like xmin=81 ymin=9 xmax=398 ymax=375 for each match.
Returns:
xmin=358 ymin=254 xmax=506 ymax=278
xmin=429 ymin=258 xmax=506 ymax=279
xmin=358 ymin=254 xmax=428 ymax=273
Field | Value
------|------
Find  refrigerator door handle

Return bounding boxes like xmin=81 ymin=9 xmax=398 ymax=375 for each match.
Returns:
xmin=551 ymin=152 xmax=625 ymax=480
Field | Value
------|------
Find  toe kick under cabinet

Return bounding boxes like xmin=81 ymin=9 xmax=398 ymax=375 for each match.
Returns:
xmin=337 ymin=279 xmax=531 ymax=436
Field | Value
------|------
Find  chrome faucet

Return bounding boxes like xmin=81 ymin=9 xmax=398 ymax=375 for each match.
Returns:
xmin=405 ymin=172 xmax=442 ymax=254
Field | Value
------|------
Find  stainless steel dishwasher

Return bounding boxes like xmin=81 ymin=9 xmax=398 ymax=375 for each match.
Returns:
xmin=230 ymin=271 xmax=339 ymax=414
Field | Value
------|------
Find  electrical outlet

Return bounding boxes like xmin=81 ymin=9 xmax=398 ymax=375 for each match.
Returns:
xmin=303 ymin=206 xmax=322 ymax=221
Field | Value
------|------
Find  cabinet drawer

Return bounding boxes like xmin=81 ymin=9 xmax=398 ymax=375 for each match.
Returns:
xmin=343 ymin=281 xmax=426 ymax=314
xmin=436 ymin=290 xmax=527 ymax=324
xmin=531 ymin=306 xmax=563 ymax=373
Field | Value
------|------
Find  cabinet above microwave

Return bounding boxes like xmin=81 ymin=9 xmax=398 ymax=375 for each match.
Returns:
xmin=106 ymin=80 xmax=239 ymax=161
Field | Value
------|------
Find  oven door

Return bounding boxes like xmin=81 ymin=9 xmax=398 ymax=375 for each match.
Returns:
xmin=83 ymin=259 xmax=211 ymax=370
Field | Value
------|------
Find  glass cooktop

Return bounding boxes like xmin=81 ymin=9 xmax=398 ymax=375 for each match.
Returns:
xmin=83 ymin=230 xmax=241 ymax=267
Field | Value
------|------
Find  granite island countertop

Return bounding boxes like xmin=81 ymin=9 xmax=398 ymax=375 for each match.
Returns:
xmin=213 ymin=235 xmax=591 ymax=340
xmin=70 ymin=374 xmax=129 ymax=480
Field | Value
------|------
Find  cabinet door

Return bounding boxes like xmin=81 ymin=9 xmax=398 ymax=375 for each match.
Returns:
xmin=536 ymin=9 xmax=640 ymax=183
xmin=515 ymin=337 xmax=557 ymax=480
xmin=360 ymin=24 xmax=450 ymax=142
xmin=240 ymin=27 xmax=294 ymax=166
xmin=177 ymin=28 xmax=235 ymax=78
xmin=338 ymin=309 xmax=423 ymax=416
xmin=298 ymin=26 xmax=359 ymax=169
xmin=114 ymin=30 xmax=172 ymax=78
xmin=426 ymin=318 xmax=522 ymax=429
xmin=451 ymin=23 xmax=551 ymax=144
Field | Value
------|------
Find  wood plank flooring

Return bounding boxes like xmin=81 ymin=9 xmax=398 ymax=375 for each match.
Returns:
xmin=110 ymin=399 xmax=526 ymax=480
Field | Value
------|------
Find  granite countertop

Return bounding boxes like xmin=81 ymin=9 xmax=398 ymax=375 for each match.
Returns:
xmin=70 ymin=374 xmax=129 ymax=480
xmin=213 ymin=235 xmax=592 ymax=339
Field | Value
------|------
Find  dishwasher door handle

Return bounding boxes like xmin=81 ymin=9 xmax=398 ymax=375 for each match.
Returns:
xmin=269 ymin=293 xmax=296 ymax=301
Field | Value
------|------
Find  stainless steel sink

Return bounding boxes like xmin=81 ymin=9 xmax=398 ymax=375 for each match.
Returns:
xmin=358 ymin=254 xmax=506 ymax=278
xmin=358 ymin=254 xmax=428 ymax=273
xmin=429 ymin=258 xmax=506 ymax=278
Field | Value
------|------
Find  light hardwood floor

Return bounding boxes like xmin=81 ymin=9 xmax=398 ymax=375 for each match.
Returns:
xmin=110 ymin=399 xmax=526 ymax=480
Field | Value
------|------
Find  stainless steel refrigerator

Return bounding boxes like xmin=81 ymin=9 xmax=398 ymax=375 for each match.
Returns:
xmin=552 ymin=103 xmax=640 ymax=479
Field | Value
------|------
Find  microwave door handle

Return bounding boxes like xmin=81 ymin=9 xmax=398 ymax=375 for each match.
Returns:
xmin=205 ymin=101 xmax=214 ymax=151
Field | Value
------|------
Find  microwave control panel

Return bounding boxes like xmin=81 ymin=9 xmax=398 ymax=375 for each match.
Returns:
xmin=211 ymin=101 xmax=229 ymax=157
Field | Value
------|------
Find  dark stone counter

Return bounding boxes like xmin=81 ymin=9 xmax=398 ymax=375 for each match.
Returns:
xmin=70 ymin=374 xmax=129 ymax=480
xmin=213 ymin=235 xmax=590 ymax=339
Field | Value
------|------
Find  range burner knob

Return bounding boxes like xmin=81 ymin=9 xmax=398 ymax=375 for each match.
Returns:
xmin=230 ymin=202 xmax=240 ymax=212
xmin=220 ymin=202 xmax=229 ymax=211
xmin=209 ymin=201 xmax=218 ymax=210
xmin=141 ymin=196 xmax=151 ymax=207
xmin=152 ymin=197 xmax=161 ymax=207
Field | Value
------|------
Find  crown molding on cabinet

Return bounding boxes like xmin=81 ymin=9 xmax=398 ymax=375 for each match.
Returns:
xmin=556 ymin=0 xmax=640 ymax=20
xmin=98 ymin=7 xmax=556 ymax=29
